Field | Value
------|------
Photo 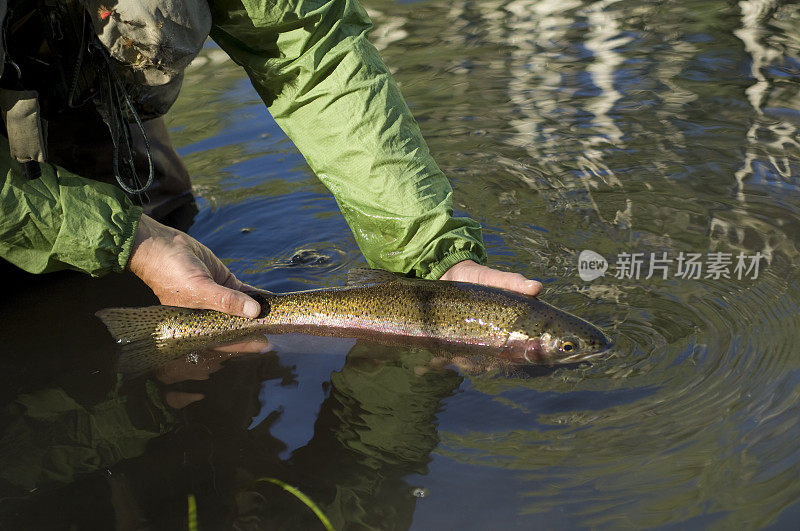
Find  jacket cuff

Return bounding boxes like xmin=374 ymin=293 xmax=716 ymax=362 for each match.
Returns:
xmin=426 ymin=249 xmax=486 ymax=280
xmin=115 ymin=207 xmax=142 ymax=273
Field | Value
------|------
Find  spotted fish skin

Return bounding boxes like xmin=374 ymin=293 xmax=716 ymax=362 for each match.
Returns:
xmin=97 ymin=270 xmax=612 ymax=365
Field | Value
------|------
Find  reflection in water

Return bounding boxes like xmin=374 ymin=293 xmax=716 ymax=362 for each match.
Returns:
xmin=0 ymin=336 xmax=464 ymax=529
xmin=735 ymin=0 xmax=800 ymax=192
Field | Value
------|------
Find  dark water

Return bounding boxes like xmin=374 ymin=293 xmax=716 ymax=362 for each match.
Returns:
xmin=3 ymin=0 xmax=800 ymax=528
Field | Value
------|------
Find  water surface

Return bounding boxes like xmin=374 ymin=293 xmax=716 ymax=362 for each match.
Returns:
xmin=3 ymin=0 xmax=800 ymax=528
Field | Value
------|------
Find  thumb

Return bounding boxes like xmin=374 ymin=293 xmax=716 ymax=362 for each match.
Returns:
xmin=194 ymin=277 xmax=261 ymax=318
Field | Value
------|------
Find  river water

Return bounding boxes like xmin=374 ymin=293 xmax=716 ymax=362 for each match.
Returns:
xmin=2 ymin=0 xmax=800 ymax=529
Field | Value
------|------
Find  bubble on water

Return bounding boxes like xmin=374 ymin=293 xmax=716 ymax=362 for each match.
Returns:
xmin=411 ymin=487 xmax=428 ymax=498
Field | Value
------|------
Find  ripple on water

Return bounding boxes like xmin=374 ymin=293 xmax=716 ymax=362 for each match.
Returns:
xmin=242 ymin=243 xmax=361 ymax=290
xmin=436 ymin=247 xmax=800 ymax=527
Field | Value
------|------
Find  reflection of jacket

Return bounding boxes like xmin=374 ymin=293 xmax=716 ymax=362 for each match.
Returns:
xmin=0 ymin=377 xmax=175 ymax=493
xmin=0 ymin=0 xmax=486 ymax=279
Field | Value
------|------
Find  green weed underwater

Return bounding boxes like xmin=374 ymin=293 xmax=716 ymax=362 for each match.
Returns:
xmin=187 ymin=477 xmax=335 ymax=530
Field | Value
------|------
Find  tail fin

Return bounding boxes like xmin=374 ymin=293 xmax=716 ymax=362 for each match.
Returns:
xmin=96 ymin=306 xmax=193 ymax=344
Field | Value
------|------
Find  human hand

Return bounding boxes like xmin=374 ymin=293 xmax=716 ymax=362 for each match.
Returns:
xmin=440 ymin=260 xmax=542 ymax=296
xmin=127 ymin=214 xmax=261 ymax=317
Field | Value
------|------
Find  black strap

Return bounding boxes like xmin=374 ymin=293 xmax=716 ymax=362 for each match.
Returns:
xmin=90 ymin=36 xmax=154 ymax=198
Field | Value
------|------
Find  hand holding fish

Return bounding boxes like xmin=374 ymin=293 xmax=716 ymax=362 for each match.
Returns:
xmin=99 ymin=268 xmax=612 ymax=372
xmin=127 ymin=214 xmax=263 ymax=319
xmin=127 ymin=215 xmax=544 ymax=321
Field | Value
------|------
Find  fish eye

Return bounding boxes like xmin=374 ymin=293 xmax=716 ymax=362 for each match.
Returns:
xmin=561 ymin=341 xmax=576 ymax=352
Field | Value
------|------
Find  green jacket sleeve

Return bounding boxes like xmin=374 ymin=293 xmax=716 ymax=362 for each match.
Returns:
xmin=0 ymin=136 xmax=142 ymax=276
xmin=208 ymin=0 xmax=487 ymax=279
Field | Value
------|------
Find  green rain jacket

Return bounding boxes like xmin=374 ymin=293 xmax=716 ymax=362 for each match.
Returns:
xmin=0 ymin=0 xmax=486 ymax=280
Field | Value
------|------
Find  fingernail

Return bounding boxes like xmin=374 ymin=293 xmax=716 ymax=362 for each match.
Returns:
xmin=243 ymin=299 xmax=260 ymax=318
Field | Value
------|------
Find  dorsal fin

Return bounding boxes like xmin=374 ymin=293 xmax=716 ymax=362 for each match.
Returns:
xmin=346 ymin=268 xmax=401 ymax=286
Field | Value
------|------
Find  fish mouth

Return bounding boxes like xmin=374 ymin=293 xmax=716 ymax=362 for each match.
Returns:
xmin=554 ymin=347 xmax=611 ymax=364
xmin=554 ymin=336 xmax=615 ymax=364
xmin=503 ymin=333 xmax=614 ymax=365
xmin=522 ymin=338 xmax=614 ymax=365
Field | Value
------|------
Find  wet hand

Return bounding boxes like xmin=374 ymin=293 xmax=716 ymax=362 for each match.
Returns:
xmin=440 ymin=260 xmax=542 ymax=296
xmin=127 ymin=214 xmax=261 ymax=317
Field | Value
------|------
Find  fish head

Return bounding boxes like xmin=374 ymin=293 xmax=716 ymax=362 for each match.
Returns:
xmin=506 ymin=308 xmax=612 ymax=365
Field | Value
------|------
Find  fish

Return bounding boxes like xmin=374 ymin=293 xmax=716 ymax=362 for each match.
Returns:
xmin=96 ymin=269 xmax=612 ymax=375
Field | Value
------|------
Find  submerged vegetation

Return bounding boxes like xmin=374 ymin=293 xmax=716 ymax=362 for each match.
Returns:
xmin=253 ymin=478 xmax=335 ymax=531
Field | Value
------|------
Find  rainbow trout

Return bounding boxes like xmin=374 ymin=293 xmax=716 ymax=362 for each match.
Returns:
xmin=97 ymin=269 xmax=611 ymax=368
